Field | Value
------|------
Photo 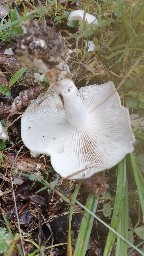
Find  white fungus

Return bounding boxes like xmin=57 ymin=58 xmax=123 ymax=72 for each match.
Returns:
xmin=21 ymin=79 xmax=135 ymax=179
xmin=86 ymin=40 xmax=96 ymax=52
xmin=68 ymin=10 xmax=98 ymax=25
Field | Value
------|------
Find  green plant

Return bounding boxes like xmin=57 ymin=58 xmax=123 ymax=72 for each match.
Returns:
xmin=0 ymin=227 xmax=12 ymax=253
xmin=0 ymin=8 xmax=23 ymax=41
xmin=73 ymin=194 xmax=99 ymax=256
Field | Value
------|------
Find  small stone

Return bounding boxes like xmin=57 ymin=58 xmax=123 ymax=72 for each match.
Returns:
xmin=4 ymin=48 xmax=14 ymax=56
xmin=34 ymin=73 xmax=45 ymax=82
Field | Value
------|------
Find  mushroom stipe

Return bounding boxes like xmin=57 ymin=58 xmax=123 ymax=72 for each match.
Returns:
xmin=21 ymin=79 xmax=135 ymax=179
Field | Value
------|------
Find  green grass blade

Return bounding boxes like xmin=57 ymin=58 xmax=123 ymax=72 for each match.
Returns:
xmin=116 ymin=159 xmax=129 ymax=256
xmin=134 ymin=3 xmax=144 ymax=28
xmin=68 ymin=183 xmax=81 ymax=256
xmin=9 ymin=67 xmax=27 ymax=87
xmin=73 ymin=194 xmax=99 ymax=256
xmin=2 ymin=212 xmax=13 ymax=239
xmin=0 ymin=7 xmax=48 ymax=32
xmin=22 ymin=173 xmax=144 ymax=255
xmin=75 ymin=199 xmax=144 ymax=255
xmin=103 ymin=159 xmax=126 ymax=256
xmin=28 ymin=249 xmax=39 ymax=256
xmin=130 ymin=153 xmax=144 ymax=214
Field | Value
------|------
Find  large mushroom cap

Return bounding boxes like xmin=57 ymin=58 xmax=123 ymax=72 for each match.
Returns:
xmin=21 ymin=80 xmax=135 ymax=179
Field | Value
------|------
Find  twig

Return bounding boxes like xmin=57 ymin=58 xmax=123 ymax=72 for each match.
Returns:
xmin=7 ymin=115 xmax=22 ymax=128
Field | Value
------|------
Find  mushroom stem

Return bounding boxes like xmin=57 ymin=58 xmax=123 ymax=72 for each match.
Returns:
xmin=63 ymin=89 xmax=89 ymax=127
xmin=54 ymin=79 xmax=89 ymax=127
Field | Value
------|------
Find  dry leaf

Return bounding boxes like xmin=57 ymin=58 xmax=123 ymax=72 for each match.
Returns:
xmin=0 ymin=54 xmax=20 ymax=74
xmin=0 ymin=69 xmax=8 ymax=86
xmin=3 ymin=153 xmax=46 ymax=172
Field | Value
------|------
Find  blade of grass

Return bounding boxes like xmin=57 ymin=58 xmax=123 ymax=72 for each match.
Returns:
xmin=103 ymin=48 xmax=144 ymax=60
xmin=130 ymin=153 xmax=144 ymax=214
xmin=2 ymin=212 xmax=13 ymax=239
xmin=0 ymin=7 xmax=48 ymax=32
xmin=68 ymin=183 xmax=81 ymax=256
xmin=9 ymin=67 xmax=27 ymax=88
xmin=116 ymin=159 xmax=129 ymax=256
xmin=21 ymin=172 xmax=144 ymax=255
xmin=134 ymin=3 xmax=144 ymax=28
xmin=73 ymin=194 xmax=99 ymax=256
xmin=28 ymin=249 xmax=39 ymax=256
xmin=4 ymin=233 xmax=23 ymax=256
xmin=103 ymin=159 xmax=127 ymax=256
xmin=75 ymin=199 xmax=144 ymax=255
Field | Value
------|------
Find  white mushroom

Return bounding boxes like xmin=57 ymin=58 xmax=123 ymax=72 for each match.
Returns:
xmin=86 ymin=40 xmax=96 ymax=52
xmin=68 ymin=10 xmax=98 ymax=25
xmin=0 ymin=122 xmax=8 ymax=140
xmin=21 ymin=79 xmax=135 ymax=179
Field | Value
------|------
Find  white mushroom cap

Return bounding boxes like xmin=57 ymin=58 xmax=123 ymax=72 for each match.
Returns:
xmin=68 ymin=10 xmax=98 ymax=25
xmin=21 ymin=79 xmax=135 ymax=179
xmin=86 ymin=40 xmax=96 ymax=52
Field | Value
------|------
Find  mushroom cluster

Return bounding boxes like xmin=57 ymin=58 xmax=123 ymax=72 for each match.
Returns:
xmin=21 ymin=78 xmax=135 ymax=179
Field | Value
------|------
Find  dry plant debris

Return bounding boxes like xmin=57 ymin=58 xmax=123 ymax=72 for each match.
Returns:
xmin=10 ymin=84 xmax=44 ymax=116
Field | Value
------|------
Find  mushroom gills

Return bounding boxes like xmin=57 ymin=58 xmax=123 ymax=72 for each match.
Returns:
xmin=21 ymin=80 xmax=135 ymax=179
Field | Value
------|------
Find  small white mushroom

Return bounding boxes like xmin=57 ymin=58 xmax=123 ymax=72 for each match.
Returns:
xmin=0 ymin=122 xmax=8 ymax=140
xmin=68 ymin=10 xmax=98 ymax=25
xmin=86 ymin=40 xmax=96 ymax=52
xmin=21 ymin=79 xmax=135 ymax=179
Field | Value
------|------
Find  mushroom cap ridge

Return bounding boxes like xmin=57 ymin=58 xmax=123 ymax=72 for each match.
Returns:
xmin=21 ymin=81 xmax=135 ymax=179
